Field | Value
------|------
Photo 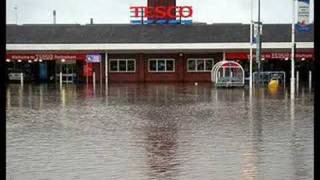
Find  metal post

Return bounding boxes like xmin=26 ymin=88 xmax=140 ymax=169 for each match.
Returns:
xmin=105 ymin=52 xmax=108 ymax=85
xmin=291 ymin=0 xmax=296 ymax=99
xmin=249 ymin=0 xmax=253 ymax=96
xmin=309 ymin=70 xmax=312 ymax=91
xmin=249 ymin=22 xmax=253 ymax=90
xmin=59 ymin=72 xmax=62 ymax=86
xmin=93 ymin=71 xmax=96 ymax=90
xmin=53 ymin=10 xmax=56 ymax=24
xmin=296 ymin=71 xmax=299 ymax=90
xmin=256 ymin=0 xmax=262 ymax=86
xmin=100 ymin=60 xmax=103 ymax=86
xmin=20 ymin=72 xmax=23 ymax=86
xmin=223 ymin=51 xmax=226 ymax=61
xmin=85 ymin=61 xmax=88 ymax=84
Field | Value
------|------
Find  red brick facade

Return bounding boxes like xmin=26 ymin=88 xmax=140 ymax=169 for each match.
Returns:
xmin=108 ymin=53 xmax=222 ymax=83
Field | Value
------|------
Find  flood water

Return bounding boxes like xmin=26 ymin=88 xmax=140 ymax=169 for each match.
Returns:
xmin=6 ymin=83 xmax=313 ymax=180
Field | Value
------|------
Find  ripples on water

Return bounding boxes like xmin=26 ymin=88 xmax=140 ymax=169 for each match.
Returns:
xmin=6 ymin=83 xmax=313 ymax=180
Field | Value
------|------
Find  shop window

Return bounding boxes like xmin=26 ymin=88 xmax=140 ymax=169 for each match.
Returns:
xmin=188 ymin=60 xmax=196 ymax=71
xmin=148 ymin=59 xmax=175 ymax=72
xmin=187 ymin=58 xmax=214 ymax=72
xmin=110 ymin=61 xmax=118 ymax=71
xmin=109 ymin=59 xmax=136 ymax=72
xmin=127 ymin=60 xmax=135 ymax=71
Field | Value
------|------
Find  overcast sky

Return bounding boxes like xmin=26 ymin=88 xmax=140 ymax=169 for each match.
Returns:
xmin=6 ymin=0 xmax=314 ymax=24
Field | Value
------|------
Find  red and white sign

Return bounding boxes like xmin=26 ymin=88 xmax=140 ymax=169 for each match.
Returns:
xmin=83 ymin=63 xmax=93 ymax=77
xmin=130 ymin=6 xmax=193 ymax=19
xmin=6 ymin=54 xmax=87 ymax=61
xmin=226 ymin=52 xmax=314 ymax=61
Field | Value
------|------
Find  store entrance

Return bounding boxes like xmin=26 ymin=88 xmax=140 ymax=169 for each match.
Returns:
xmin=56 ymin=60 xmax=77 ymax=84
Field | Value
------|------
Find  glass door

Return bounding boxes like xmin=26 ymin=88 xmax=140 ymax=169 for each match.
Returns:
xmin=56 ymin=60 xmax=77 ymax=84
xmin=62 ymin=64 xmax=75 ymax=83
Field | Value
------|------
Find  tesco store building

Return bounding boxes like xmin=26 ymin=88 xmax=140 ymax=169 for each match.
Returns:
xmin=5 ymin=2 xmax=314 ymax=84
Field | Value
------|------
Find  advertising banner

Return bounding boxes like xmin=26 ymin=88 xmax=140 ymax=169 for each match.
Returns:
xmin=6 ymin=54 xmax=87 ymax=61
xmin=83 ymin=63 xmax=93 ymax=77
xmin=226 ymin=52 xmax=314 ymax=61
xmin=296 ymin=0 xmax=311 ymax=32
xmin=86 ymin=54 xmax=101 ymax=63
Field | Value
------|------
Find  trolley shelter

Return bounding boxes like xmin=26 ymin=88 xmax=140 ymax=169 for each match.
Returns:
xmin=211 ymin=61 xmax=245 ymax=87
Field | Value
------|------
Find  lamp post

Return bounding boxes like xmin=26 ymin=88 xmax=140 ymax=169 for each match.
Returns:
xmin=291 ymin=0 xmax=296 ymax=99
xmin=256 ymin=0 xmax=262 ymax=85
xmin=249 ymin=0 xmax=253 ymax=91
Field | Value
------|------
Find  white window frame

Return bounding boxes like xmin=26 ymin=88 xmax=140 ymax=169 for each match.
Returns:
xmin=109 ymin=59 xmax=136 ymax=73
xmin=148 ymin=58 xmax=175 ymax=73
xmin=187 ymin=58 xmax=214 ymax=72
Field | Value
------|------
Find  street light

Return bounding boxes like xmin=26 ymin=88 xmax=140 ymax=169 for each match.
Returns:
xmin=290 ymin=0 xmax=296 ymax=99
xmin=256 ymin=0 xmax=262 ymax=85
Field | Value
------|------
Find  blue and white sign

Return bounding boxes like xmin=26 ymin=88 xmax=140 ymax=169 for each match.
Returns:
xmin=252 ymin=22 xmax=262 ymax=44
xmin=296 ymin=0 xmax=311 ymax=32
xmin=86 ymin=54 xmax=101 ymax=63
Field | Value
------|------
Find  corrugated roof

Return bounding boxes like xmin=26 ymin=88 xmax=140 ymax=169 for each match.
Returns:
xmin=6 ymin=23 xmax=314 ymax=44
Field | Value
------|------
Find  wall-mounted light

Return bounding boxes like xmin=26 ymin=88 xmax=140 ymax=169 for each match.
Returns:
xmin=261 ymin=57 xmax=265 ymax=61
xmin=301 ymin=58 xmax=306 ymax=61
xmin=39 ymin=59 xmax=43 ymax=62
xmin=61 ymin=59 xmax=66 ymax=62
xmin=28 ymin=60 xmax=32 ymax=63
xmin=34 ymin=59 xmax=38 ymax=62
xmin=18 ymin=59 xmax=22 ymax=62
xmin=179 ymin=53 xmax=184 ymax=57
xmin=6 ymin=59 xmax=10 ymax=62
xmin=285 ymin=57 xmax=289 ymax=61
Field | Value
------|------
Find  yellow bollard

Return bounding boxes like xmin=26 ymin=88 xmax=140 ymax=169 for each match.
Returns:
xmin=268 ymin=79 xmax=279 ymax=96
xmin=268 ymin=79 xmax=279 ymax=89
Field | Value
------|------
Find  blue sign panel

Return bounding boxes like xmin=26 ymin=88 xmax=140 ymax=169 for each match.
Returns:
xmin=86 ymin=54 xmax=101 ymax=63
xmin=296 ymin=0 xmax=311 ymax=32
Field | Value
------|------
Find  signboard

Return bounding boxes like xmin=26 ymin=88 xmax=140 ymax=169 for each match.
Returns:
xmin=86 ymin=54 xmax=101 ymax=63
xmin=6 ymin=54 xmax=87 ymax=61
xmin=252 ymin=22 xmax=262 ymax=44
xmin=226 ymin=52 xmax=314 ymax=61
xmin=83 ymin=63 xmax=93 ymax=77
xmin=130 ymin=6 xmax=193 ymax=24
xmin=296 ymin=0 xmax=311 ymax=32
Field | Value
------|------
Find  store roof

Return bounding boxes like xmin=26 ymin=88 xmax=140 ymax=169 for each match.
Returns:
xmin=6 ymin=23 xmax=314 ymax=44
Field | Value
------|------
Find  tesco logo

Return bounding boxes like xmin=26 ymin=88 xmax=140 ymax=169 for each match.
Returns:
xmin=130 ymin=6 xmax=193 ymax=19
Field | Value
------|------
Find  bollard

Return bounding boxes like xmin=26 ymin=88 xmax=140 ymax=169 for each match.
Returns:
xmin=59 ymin=72 xmax=63 ymax=86
xmin=296 ymin=71 xmax=299 ymax=90
xmin=20 ymin=73 xmax=24 ymax=86
xmin=93 ymin=72 xmax=96 ymax=90
xmin=309 ymin=71 xmax=312 ymax=91
xmin=93 ymin=72 xmax=96 ymax=84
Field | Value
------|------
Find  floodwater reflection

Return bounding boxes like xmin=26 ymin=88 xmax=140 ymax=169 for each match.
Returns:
xmin=6 ymin=83 xmax=313 ymax=180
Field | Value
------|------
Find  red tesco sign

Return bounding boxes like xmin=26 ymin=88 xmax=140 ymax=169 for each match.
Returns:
xmin=130 ymin=6 xmax=193 ymax=19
